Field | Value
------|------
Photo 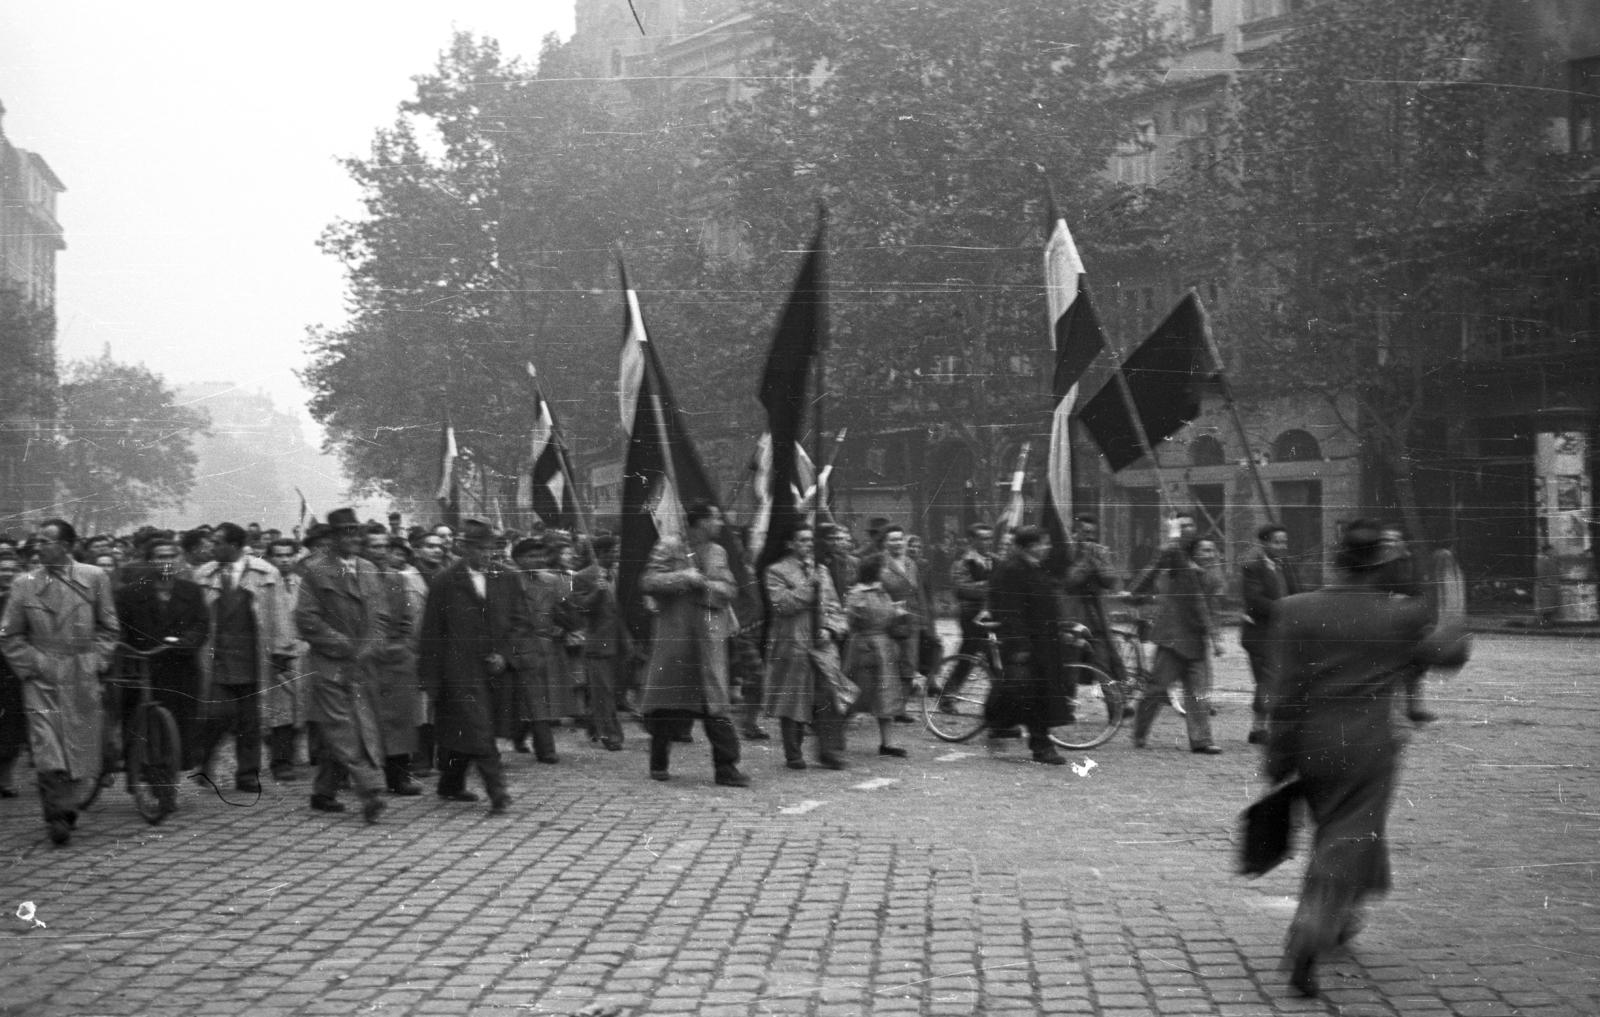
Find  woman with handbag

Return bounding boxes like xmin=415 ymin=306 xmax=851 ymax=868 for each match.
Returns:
xmin=763 ymin=527 xmax=848 ymax=770
xmin=844 ymin=557 xmax=910 ymax=758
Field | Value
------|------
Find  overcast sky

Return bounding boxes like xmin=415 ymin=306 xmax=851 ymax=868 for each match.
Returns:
xmin=0 ymin=1 xmax=574 ymax=425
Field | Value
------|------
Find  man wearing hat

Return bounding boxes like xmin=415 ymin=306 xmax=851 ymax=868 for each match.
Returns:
xmin=294 ymin=508 xmax=397 ymax=823
xmin=418 ymin=519 xmax=535 ymax=813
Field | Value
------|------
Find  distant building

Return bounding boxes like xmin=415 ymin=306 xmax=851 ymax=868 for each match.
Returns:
xmin=1094 ymin=0 xmax=1600 ymax=608
xmin=0 ymin=98 xmax=65 ymax=527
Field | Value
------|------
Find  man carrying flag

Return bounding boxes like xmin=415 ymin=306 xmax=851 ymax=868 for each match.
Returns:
xmin=616 ymin=267 xmax=750 ymax=788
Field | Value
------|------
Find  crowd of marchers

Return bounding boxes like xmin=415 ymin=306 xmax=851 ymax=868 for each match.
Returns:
xmin=0 ymin=505 xmax=1434 ymax=849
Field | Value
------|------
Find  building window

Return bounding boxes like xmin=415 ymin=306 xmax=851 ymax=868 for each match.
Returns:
xmin=1009 ymin=354 xmax=1032 ymax=375
xmin=1189 ymin=435 xmax=1226 ymax=467
xmin=1571 ymin=57 xmax=1600 ymax=154
xmin=1272 ymin=429 xmax=1322 ymax=462
xmin=1242 ymin=0 xmax=1309 ymax=22
xmin=930 ymin=354 xmax=958 ymax=385
xmin=1112 ymin=122 xmax=1157 ymax=186
xmin=1186 ymin=0 xmax=1214 ymax=38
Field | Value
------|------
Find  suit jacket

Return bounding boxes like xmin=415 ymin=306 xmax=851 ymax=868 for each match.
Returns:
xmin=1239 ymin=550 xmax=1300 ymax=651
xmin=193 ymin=557 xmax=297 ymax=700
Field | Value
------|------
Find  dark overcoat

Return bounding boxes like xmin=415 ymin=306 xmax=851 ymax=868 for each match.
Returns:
xmin=986 ymin=550 xmax=1073 ymax=730
xmin=417 ymin=560 xmax=535 ymax=756
xmin=1267 ymin=587 xmax=1434 ymax=905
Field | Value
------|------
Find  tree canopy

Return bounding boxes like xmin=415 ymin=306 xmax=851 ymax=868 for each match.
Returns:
xmin=307 ymin=2 xmax=1170 ymax=508
xmin=57 ymin=348 xmax=209 ymax=533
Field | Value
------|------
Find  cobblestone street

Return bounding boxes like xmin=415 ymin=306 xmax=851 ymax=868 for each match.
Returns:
xmin=2 ymin=634 xmax=1596 ymax=1017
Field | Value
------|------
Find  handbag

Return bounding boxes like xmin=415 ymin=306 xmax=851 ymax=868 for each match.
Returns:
xmin=808 ymin=643 xmax=860 ymax=714
xmin=1238 ymin=778 xmax=1303 ymax=877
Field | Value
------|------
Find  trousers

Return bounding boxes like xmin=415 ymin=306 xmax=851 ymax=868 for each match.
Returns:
xmin=647 ymin=710 xmax=740 ymax=775
xmin=1133 ymin=646 xmax=1215 ymax=749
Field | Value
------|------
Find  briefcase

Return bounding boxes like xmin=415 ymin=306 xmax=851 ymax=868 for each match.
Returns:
xmin=1238 ymin=779 xmax=1303 ymax=877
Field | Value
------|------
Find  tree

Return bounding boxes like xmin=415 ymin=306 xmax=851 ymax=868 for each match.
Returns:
xmin=307 ymin=32 xmax=697 ymax=506
xmin=1113 ymin=0 xmax=1598 ymax=538
xmin=57 ymin=349 xmax=209 ymax=533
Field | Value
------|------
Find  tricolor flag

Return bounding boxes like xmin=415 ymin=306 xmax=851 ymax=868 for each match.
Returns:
xmin=1078 ymin=292 xmax=1220 ymax=472
xmin=748 ymin=433 xmax=817 ymax=563
xmin=523 ymin=363 xmax=580 ymax=531
xmin=1040 ymin=200 xmax=1110 ymax=545
xmin=616 ymin=262 xmax=753 ymax=639
xmin=754 ymin=212 xmax=827 ymax=575
xmin=435 ymin=419 xmax=460 ymax=529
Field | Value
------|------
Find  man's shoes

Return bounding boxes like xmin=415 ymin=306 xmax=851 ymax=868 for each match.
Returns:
xmin=1191 ymin=745 xmax=1224 ymax=755
xmin=988 ymin=727 xmax=1023 ymax=740
xmin=489 ymin=793 xmax=512 ymax=815
xmin=1033 ymin=749 xmax=1067 ymax=766
xmin=1288 ymin=953 xmax=1319 ymax=997
xmin=714 ymin=768 xmax=752 ymax=788
xmin=235 ymin=775 xmax=262 ymax=794
xmin=817 ymin=755 xmax=848 ymax=771
xmin=437 ymin=789 xmax=480 ymax=802
xmin=271 ymin=765 xmax=297 ymax=782
xmin=893 ymin=713 xmax=915 ymax=725
xmin=601 ymin=740 xmax=624 ymax=752
xmin=388 ymin=780 xmax=423 ymax=796
xmin=786 ymin=759 xmax=808 ymax=770
xmin=649 ymin=770 xmax=671 ymax=782
xmin=1247 ymin=730 xmax=1267 ymax=745
xmin=309 ymin=795 xmax=346 ymax=813
xmin=47 ymin=818 xmax=71 ymax=845
xmin=361 ymin=794 xmax=386 ymax=824
xmin=1407 ymin=708 xmax=1438 ymax=725
xmin=878 ymin=745 xmax=909 ymax=758
xmin=740 ymin=727 xmax=772 ymax=741
xmin=537 ymin=754 xmax=560 ymax=765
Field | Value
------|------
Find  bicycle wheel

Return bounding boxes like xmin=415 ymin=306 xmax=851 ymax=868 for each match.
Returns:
xmin=1049 ymin=662 xmax=1126 ymax=750
xmin=1110 ymin=629 xmax=1181 ymax=716
xmin=923 ymin=654 xmax=991 ymax=743
xmin=127 ymin=703 xmax=181 ymax=824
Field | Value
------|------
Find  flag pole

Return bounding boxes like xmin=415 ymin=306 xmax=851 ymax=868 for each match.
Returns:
xmin=1191 ymin=290 xmax=1277 ymax=526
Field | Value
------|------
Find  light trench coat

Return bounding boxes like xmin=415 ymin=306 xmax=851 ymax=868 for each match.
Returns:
xmin=0 ymin=562 xmax=120 ymax=779
xmin=762 ymin=555 xmax=846 ymax=723
xmin=261 ymin=571 xmax=312 ymax=728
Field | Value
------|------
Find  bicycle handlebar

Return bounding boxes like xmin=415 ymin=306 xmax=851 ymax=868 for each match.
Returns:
xmin=115 ymin=641 xmax=188 ymax=658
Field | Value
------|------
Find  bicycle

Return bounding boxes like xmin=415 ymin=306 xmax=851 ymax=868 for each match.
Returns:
xmin=77 ymin=642 xmax=184 ymax=824
xmin=921 ymin=610 xmax=1156 ymax=750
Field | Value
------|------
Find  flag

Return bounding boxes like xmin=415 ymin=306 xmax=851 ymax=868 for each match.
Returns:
xmin=995 ymin=442 xmax=1031 ymax=534
xmin=524 ymin=363 xmax=579 ymax=530
xmin=616 ymin=263 xmax=753 ymax=640
xmin=1040 ymin=202 xmax=1110 ymax=545
xmin=748 ymin=434 xmax=817 ymax=563
xmin=435 ymin=420 xmax=460 ymax=529
xmin=1078 ymin=291 xmax=1220 ymax=472
xmin=754 ymin=213 xmax=827 ymax=576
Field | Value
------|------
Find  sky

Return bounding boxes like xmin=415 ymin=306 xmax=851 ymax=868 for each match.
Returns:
xmin=0 ymin=1 xmax=575 ymax=431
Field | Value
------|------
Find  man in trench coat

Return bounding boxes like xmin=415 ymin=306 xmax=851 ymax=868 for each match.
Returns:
xmin=0 ymin=519 xmax=120 ymax=845
xmin=295 ymin=508 xmax=397 ymax=823
xmin=417 ymin=519 xmax=535 ymax=814
xmin=638 ymin=502 xmax=748 ymax=787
